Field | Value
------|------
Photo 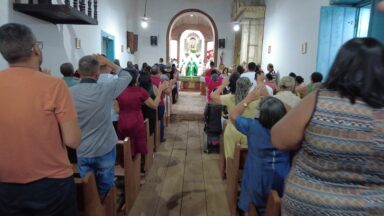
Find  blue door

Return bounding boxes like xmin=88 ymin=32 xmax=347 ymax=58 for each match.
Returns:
xmin=101 ymin=31 xmax=115 ymax=61
xmin=316 ymin=6 xmax=357 ymax=79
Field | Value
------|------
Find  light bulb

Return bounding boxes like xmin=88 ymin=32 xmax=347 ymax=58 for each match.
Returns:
xmin=141 ymin=20 xmax=148 ymax=29
xmin=233 ymin=23 xmax=240 ymax=32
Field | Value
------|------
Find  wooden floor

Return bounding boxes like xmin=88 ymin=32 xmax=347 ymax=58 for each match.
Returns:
xmin=129 ymin=92 xmax=229 ymax=216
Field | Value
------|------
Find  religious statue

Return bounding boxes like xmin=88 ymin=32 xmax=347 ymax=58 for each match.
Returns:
xmin=186 ymin=59 xmax=198 ymax=77
xmin=188 ymin=37 xmax=197 ymax=53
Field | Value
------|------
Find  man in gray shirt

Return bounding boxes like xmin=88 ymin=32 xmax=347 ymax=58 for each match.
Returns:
xmin=70 ymin=55 xmax=131 ymax=197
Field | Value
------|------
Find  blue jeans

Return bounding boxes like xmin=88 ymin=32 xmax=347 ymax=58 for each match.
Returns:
xmin=78 ymin=147 xmax=116 ymax=197
xmin=158 ymin=105 xmax=165 ymax=140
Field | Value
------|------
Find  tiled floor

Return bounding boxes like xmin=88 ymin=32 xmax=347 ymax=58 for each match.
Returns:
xmin=129 ymin=91 xmax=229 ymax=216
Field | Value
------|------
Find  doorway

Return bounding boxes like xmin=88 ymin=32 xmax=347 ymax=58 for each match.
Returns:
xmin=316 ymin=3 xmax=372 ymax=78
xmin=101 ymin=31 xmax=115 ymax=61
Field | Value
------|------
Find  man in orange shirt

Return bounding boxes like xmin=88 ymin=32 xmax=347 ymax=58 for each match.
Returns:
xmin=0 ymin=23 xmax=81 ymax=215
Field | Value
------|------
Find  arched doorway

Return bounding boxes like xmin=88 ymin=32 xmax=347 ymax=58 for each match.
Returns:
xmin=166 ymin=9 xmax=218 ymax=76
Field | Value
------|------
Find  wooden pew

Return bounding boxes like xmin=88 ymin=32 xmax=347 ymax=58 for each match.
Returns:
xmin=75 ymin=172 xmax=116 ymax=216
xmin=264 ymin=190 xmax=281 ymax=216
xmin=247 ymin=190 xmax=281 ymax=216
xmin=144 ymin=119 xmax=154 ymax=173
xmin=219 ymin=121 xmax=227 ymax=180
xmin=154 ymin=109 xmax=160 ymax=151
xmin=226 ymin=144 xmax=248 ymax=216
xmin=115 ymin=138 xmax=141 ymax=215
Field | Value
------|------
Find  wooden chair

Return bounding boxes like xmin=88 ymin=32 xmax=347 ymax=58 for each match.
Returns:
xmin=144 ymin=119 xmax=154 ymax=173
xmin=75 ymin=172 xmax=116 ymax=216
xmin=226 ymin=144 xmax=248 ymax=216
xmin=115 ymin=138 xmax=141 ymax=215
xmin=264 ymin=190 xmax=281 ymax=216
xmin=154 ymin=109 xmax=160 ymax=151
xmin=219 ymin=121 xmax=227 ymax=180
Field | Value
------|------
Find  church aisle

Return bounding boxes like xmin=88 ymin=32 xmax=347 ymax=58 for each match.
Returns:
xmin=129 ymin=120 xmax=230 ymax=216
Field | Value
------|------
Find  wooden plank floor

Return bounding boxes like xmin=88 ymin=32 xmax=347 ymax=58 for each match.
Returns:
xmin=129 ymin=119 xmax=230 ymax=216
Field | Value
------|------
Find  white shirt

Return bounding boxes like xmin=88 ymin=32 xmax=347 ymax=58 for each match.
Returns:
xmin=240 ymin=71 xmax=274 ymax=96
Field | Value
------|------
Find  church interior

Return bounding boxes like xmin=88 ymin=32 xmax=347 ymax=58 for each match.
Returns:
xmin=1 ymin=0 xmax=384 ymax=215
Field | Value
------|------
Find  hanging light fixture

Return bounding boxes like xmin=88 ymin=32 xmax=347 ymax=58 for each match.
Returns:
xmin=141 ymin=0 xmax=149 ymax=29
xmin=233 ymin=22 xmax=240 ymax=32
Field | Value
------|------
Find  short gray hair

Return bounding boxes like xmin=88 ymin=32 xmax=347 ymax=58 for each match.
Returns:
xmin=0 ymin=23 xmax=36 ymax=64
xmin=235 ymin=77 xmax=253 ymax=104
xmin=78 ymin=55 xmax=100 ymax=76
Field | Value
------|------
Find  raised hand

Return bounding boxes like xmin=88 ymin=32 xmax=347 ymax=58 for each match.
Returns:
xmin=159 ymin=82 xmax=168 ymax=92
xmin=95 ymin=54 xmax=109 ymax=66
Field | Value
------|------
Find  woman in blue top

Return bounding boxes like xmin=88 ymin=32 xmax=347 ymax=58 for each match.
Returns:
xmin=230 ymin=85 xmax=291 ymax=214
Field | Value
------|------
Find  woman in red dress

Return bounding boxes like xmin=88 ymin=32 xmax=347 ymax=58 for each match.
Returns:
xmin=117 ymin=69 xmax=165 ymax=155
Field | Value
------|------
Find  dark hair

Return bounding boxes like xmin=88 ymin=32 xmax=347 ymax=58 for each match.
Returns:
xmin=159 ymin=58 xmax=164 ymax=63
xmin=248 ymin=62 xmax=257 ymax=71
xmin=323 ymin=37 xmax=384 ymax=108
xmin=134 ymin=64 xmax=139 ymax=70
xmin=311 ymin=72 xmax=323 ymax=83
xmin=127 ymin=69 xmax=138 ymax=86
xmin=266 ymin=73 xmax=273 ymax=81
xmin=236 ymin=65 xmax=244 ymax=74
xmin=138 ymin=71 xmax=152 ymax=90
xmin=267 ymin=63 xmax=274 ymax=69
xmin=113 ymin=59 xmax=120 ymax=66
xmin=210 ymin=61 xmax=215 ymax=67
xmin=151 ymin=65 xmax=159 ymax=75
xmin=60 ymin=63 xmax=74 ymax=77
xmin=223 ymin=67 xmax=229 ymax=74
xmin=289 ymin=72 xmax=296 ymax=78
xmin=295 ymin=76 xmax=304 ymax=84
xmin=141 ymin=62 xmax=148 ymax=71
xmin=0 ymin=23 xmax=36 ymax=64
xmin=228 ymin=72 xmax=240 ymax=94
xmin=259 ymin=97 xmax=287 ymax=129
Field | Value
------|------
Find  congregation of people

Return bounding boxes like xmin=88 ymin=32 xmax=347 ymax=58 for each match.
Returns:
xmin=1 ymin=15 xmax=384 ymax=216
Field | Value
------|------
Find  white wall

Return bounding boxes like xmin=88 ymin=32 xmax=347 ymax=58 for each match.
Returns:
xmin=136 ymin=0 xmax=234 ymax=67
xmin=262 ymin=0 xmax=329 ymax=83
xmin=0 ymin=0 xmax=138 ymax=77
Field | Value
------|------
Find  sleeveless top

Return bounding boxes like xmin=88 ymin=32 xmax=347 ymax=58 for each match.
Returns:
xmin=282 ymin=90 xmax=384 ymax=215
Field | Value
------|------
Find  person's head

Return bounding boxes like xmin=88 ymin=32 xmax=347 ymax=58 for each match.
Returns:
xmin=311 ymin=72 xmax=323 ymax=83
xmin=60 ymin=63 xmax=74 ymax=77
xmin=236 ymin=65 xmax=245 ymax=74
xmin=289 ymin=72 xmax=296 ymax=78
xmin=164 ymin=63 xmax=172 ymax=72
xmin=279 ymin=76 xmax=295 ymax=91
xmin=134 ymin=64 xmax=139 ymax=70
xmin=265 ymin=73 xmax=274 ymax=81
xmin=78 ymin=55 xmax=100 ymax=79
xmin=151 ymin=65 xmax=159 ymax=75
xmin=228 ymin=72 xmax=240 ymax=94
xmin=259 ymin=97 xmax=287 ymax=129
xmin=113 ymin=59 xmax=120 ymax=66
xmin=210 ymin=61 xmax=215 ymax=68
xmin=235 ymin=77 xmax=252 ymax=104
xmin=222 ymin=67 xmax=229 ymax=75
xmin=145 ymin=65 xmax=152 ymax=73
xmin=141 ymin=62 xmax=148 ymax=71
xmin=247 ymin=62 xmax=257 ymax=72
xmin=127 ymin=69 xmax=139 ymax=86
xmin=138 ymin=71 xmax=152 ymax=90
xmin=324 ymin=37 xmax=384 ymax=108
xmin=295 ymin=76 xmax=304 ymax=85
xmin=211 ymin=69 xmax=219 ymax=82
xmin=159 ymin=58 xmax=164 ymax=63
xmin=255 ymin=70 xmax=265 ymax=82
xmin=267 ymin=63 xmax=274 ymax=72
xmin=0 ymin=23 xmax=42 ymax=67
xmin=126 ymin=61 xmax=133 ymax=69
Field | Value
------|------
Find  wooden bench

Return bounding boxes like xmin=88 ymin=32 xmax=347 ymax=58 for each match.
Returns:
xmin=75 ymin=172 xmax=116 ymax=216
xmin=247 ymin=190 xmax=281 ymax=216
xmin=154 ymin=109 xmax=160 ymax=151
xmin=219 ymin=121 xmax=227 ymax=180
xmin=115 ymin=138 xmax=141 ymax=215
xmin=226 ymin=144 xmax=248 ymax=216
xmin=144 ymin=119 xmax=154 ymax=173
